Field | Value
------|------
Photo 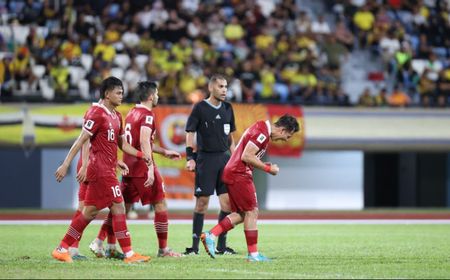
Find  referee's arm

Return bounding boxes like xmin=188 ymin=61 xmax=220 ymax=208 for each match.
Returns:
xmin=185 ymin=131 xmax=196 ymax=171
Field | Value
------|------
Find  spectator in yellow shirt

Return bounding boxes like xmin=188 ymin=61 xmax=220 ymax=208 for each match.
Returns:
xmin=224 ymin=16 xmax=245 ymax=43
xmin=93 ymin=38 xmax=116 ymax=63
xmin=353 ymin=5 xmax=375 ymax=48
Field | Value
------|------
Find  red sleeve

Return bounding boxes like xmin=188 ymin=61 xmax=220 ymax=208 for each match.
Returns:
xmin=139 ymin=111 xmax=155 ymax=131
xmin=83 ymin=109 xmax=102 ymax=136
xmin=248 ymin=129 xmax=269 ymax=150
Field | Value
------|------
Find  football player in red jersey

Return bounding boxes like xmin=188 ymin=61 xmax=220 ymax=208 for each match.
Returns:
xmin=52 ymin=77 xmax=152 ymax=264
xmin=200 ymin=115 xmax=299 ymax=262
xmin=92 ymin=81 xmax=183 ymax=257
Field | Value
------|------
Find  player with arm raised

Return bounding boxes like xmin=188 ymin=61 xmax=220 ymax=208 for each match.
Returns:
xmin=200 ymin=114 xmax=300 ymax=262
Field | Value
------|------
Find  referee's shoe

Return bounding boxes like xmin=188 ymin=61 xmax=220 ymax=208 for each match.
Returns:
xmin=183 ymin=247 xmax=199 ymax=256
xmin=215 ymin=247 xmax=237 ymax=255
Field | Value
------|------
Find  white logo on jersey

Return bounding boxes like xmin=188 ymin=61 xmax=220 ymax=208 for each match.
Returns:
xmin=84 ymin=120 xmax=94 ymax=130
xmin=196 ymin=187 xmax=202 ymax=192
xmin=215 ymin=114 xmax=221 ymax=119
xmin=146 ymin=115 xmax=154 ymax=125
xmin=257 ymin=133 xmax=266 ymax=144
xmin=224 ymin=124 xmax=230 ymax=135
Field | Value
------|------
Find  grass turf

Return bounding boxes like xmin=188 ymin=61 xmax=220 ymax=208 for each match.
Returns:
xmin=0 ymin=223 xmax=449 ymax=279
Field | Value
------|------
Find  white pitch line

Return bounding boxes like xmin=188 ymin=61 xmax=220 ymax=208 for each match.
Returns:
xmin=0 ymin=219 xmax=449 ymax=225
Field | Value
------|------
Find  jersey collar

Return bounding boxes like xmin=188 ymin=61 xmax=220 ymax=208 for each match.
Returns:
xmin=94 ymin=103 xmax=113 ymax=116
xmin=204 ymin=99 xmax=222 ymax=109
xmin=136 ymin=104 xmax=153 ymax=112
xmin=265 ymin=120 xmax=271 ymax=136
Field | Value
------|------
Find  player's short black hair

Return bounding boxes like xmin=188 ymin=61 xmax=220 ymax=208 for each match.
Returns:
xmin=136 ymin=81 xmax=158 ymax=102
xmin=274 ymin=114 xmax=300 ymax=134
xmin=99 ymin=76 xmax=123 ymax=99
xmin=208 ymin=74 xmax=227 ymax=86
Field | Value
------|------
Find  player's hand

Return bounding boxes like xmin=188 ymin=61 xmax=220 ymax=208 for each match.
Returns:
xmin=117 ymin=160 xmax=129 ymax=176
xmin=142 ymin=154 xmax=152 ymax=165
xmin=186 ymin=159 xmax=196 ymax=172
xmin=164 ymin=150 xmax=181 ymax=160
xmin=269 ymin=164 xmax=279 ymax=176
xmin=55 ymin=164 xmax=69 ymax=182
xmin=144 ymin=165 xmax=155 ymax=187
xmin=76 ymin=165 xmax=87 ymax=183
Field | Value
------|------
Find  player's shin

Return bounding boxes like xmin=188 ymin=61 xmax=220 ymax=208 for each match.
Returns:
xmin=217 ymin=211 xmax=231 ymax=249
xmin=112 ymin=213 xmax=133 ymax=257
xmin=154 ymin=211 xmax=168 ymax=249
xmin=244 ymin=230 xmax=258 ymax=256
xmin=210 ymin=216 xmax=234 ymax=237
xmin=60 ymin=214 xmax=91 ymax=250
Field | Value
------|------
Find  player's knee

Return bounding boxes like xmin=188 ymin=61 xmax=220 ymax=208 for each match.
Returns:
xmin=82 ymin=209 xmax=97 ymax=221
xmin=153 ymin=200 xmax=167 ymax=212
xmin=195 ymin=203 xmax=208 ymax=213
xmin=246 ymin=208 xmax=258 ymax=219
xmin=195 ymin=198 xmax=209 ymax=213
xmin=195 ymin=204 xmax=208 ymax=213
xmin=110 ymin=203 xmax=126 ymax=215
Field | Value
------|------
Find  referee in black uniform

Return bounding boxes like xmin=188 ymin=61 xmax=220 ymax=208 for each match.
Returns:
xmin=183 ymin=74 xmax=237 ymax=255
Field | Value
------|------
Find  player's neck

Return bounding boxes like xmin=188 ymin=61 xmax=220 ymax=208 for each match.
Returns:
xmin=140 ymin=101 xmax=153 ymax=110
xmin=102 ymin=100 xmax=116 ymax=112
xmin=207 ymin=96 xmax=221 ymax=107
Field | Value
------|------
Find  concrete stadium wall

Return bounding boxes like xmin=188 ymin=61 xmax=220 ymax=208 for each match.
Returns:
xmin=266 ymin=151 xmax=364 ymax=210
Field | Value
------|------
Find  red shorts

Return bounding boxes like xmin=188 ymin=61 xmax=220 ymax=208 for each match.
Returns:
xmin=84 ymin=176 xmax=124 ymax=210
xmin=78 ymin=182 xmax=88 ymax=202
xmin=121 ymin=166 xmax=165 ymax=205
xmin=225 ymin=174 xmax=258 ymax=212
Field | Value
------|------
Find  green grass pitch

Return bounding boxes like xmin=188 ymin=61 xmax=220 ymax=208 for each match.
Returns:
xmin=0 ymin=223 xmax=449 ymax=279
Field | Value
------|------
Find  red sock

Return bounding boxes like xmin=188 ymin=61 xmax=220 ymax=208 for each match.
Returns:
xmin=70 ymin=210 xmax=82 ymax=248
xmin=244 ymin=230 xmax=258 ymax=254
xmin=112 ymin=214 xmax=132 ymax=254
xmin=210 ymin=216 xmax=234 ymax=236
xmin=106 ymin=217 xmax=117 ymax=245
xmin=60 ymin=214 xmax=90 ymax=249
xmin=96 ymin=212 xmax=112 ymax=241
xmin=97 ymin=212 xmax=116 ymax=244
xmin=154 ymin=211 xmax=168 ymax=249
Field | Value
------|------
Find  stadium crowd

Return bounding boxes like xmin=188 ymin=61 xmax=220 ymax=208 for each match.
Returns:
xmin=328 ymin=0 xmax=450 ymax=107
xmin=0 ymin=0 xmax=449 ymax=107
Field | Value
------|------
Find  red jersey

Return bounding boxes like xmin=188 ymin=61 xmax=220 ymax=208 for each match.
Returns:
xmin=82 ymin=103 xmax=123 ymax=181
xmin=223 ymin=120 xmax=270 ymax=180
xmin=123 ymin=104 xmax=156 ymax=177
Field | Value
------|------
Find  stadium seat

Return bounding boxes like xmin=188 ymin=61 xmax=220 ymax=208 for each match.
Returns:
xmin=411 ymin=59 xmax=428 ymax=76
xmin=32 ymin=65 xmax=46 ymax=79
xmin=11 ymin=25 xmax=29 ymax=45
xmin=0 ymin=25 xmax=11 ymax=41
xmin=110 ymin=67 xmax=124 ymax=80
xmin=68 ymin=66 xmax=87 ymax=85
xmin=78 ymin=79 xmax=90 ymax=100
xmin=36 ymin=26 xmax=49 ymax=39
xmin=80 ymin=54 xmax=93 ymax=72
xmin=114 ymin=54 xmax=131 ymax=69
xmin=135 ymin=55 xmax=148 ymax=71
xmin=39 ymin=78 xmax=55 ymax=100
xmin=367 ymin=71 xmax=384 ymax=82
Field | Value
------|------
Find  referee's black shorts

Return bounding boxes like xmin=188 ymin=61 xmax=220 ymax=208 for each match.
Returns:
xmin=194 ymin=151 xmax=230 ymax=197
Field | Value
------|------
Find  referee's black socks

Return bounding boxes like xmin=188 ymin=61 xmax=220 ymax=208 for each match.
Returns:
xmin=192 ymin=212 xmax=204 ymax=251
